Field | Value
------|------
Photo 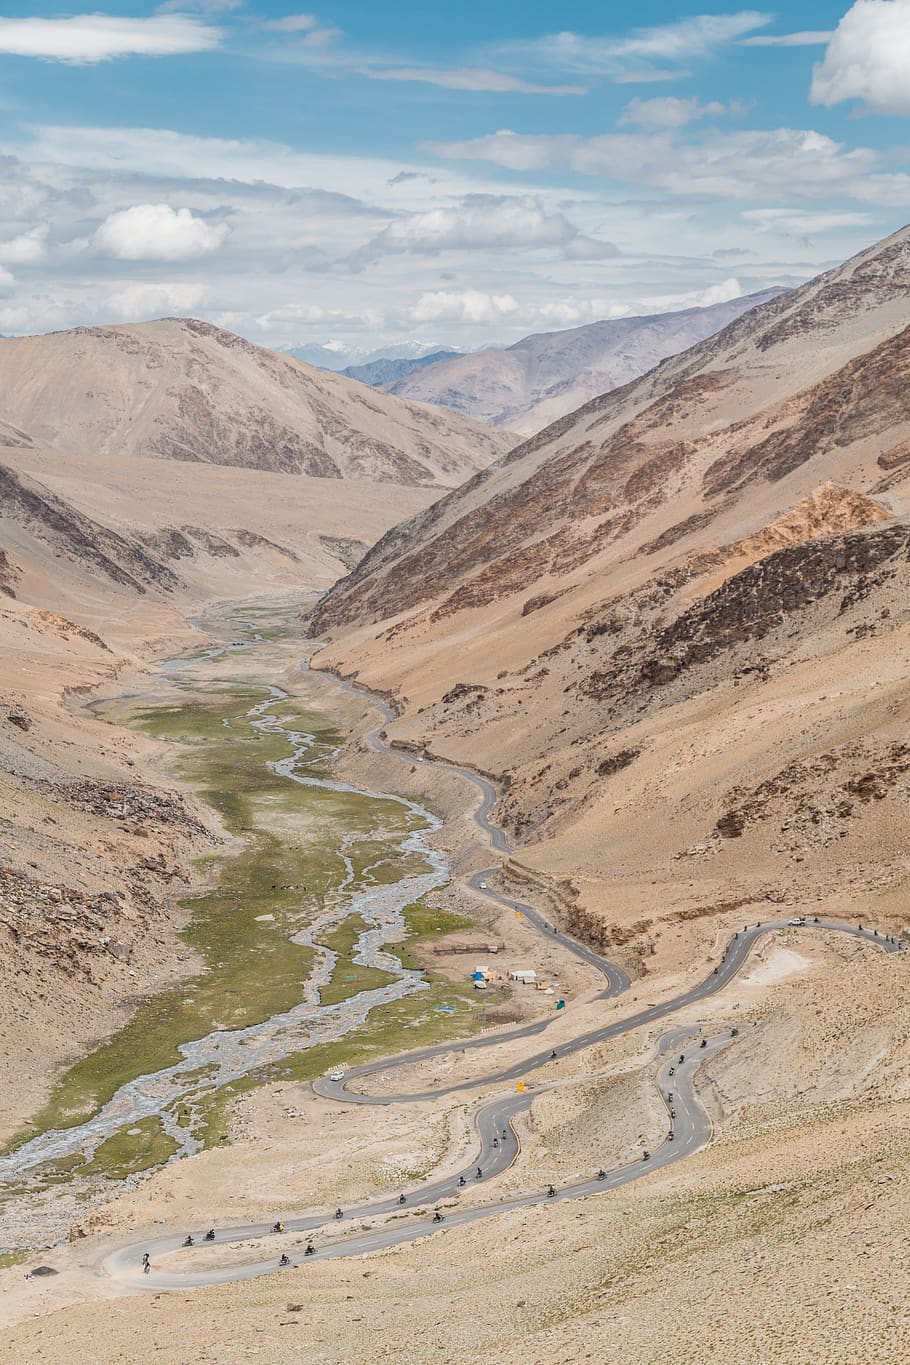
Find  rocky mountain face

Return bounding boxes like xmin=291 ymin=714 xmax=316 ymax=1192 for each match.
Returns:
xmin=0 ymin=318 xmax=511 ymax=488
xmin=313 ymin=224 xmax=910 ymax=967
xmin=383 ymin=289 xmax=785 ymax=434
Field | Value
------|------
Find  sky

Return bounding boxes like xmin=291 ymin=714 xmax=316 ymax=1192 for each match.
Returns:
xmin=0 ymin=2 xmax=909 ymax=353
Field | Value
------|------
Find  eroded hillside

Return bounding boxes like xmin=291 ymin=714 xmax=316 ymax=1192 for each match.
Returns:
xmin=312 ymin=225 xmax=910 ymax=968
xmin=0 ymin=318 xmax=512 ymax=488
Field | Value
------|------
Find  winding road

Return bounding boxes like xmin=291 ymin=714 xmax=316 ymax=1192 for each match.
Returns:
xmin=103 ymin=665 xmax=903 ymax=1291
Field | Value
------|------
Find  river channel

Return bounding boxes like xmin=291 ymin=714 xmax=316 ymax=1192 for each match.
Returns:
xmin=0 ymin=607 xmax=464 ymax=1250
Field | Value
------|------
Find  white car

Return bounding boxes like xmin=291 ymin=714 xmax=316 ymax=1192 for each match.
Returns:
xmin=787 ymin=916 xmax=805 ymax=926
xmin=479 ymin=881 xmax=487 ymax=890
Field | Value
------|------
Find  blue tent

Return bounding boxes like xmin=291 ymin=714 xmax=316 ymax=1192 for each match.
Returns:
xmin=471 ymin=971 xmax=486 ymax=981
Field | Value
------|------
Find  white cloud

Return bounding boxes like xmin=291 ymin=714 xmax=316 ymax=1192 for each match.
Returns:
xmin=409 ymin=290 xmax=521 ymax=323
xmin=428 ymin=130 xmax=578 ymax=174
xmin=263 ymin=13 xmax=320 ymax=32
xmin=19 ymin=125 xmax=529 ymax=210
xmin=742 ymin=208 xmax=875 ymax=234
xmin=0 ymin=225 xmax=48 ymax=263
xmin=429 ymin=127 xmax=910 ymax=205
xmin=0 ymin=15 xmax=220 ymax=64
xmin=499 ymin=12 xmax=773 ymax=77
xmin=811 ymin=1 xmax=910 ymax=114
xmin=262 ymin=12 xmax=341 ymax=46
xmin=0 ymin=264 xmax=16 ymax=289
xmin=741 ymin=30 xmax=833 ymax=46
xmin=365 ymin=198 xmax=590 ymax=254
xmin=618 ymin=96 xmax=737 ymax=128
xmin=695 ymin=277 xmax=743 ymax=305
xmin=255 ymin=302 xmax=383 ymax=328
xmin=105 ymin=282 xmax=206 ymax=321
xmin=0 ymin=115 xmax=892 ymax=354
xmin=0 ymin=305 xmax=30 ymax=329
xmin=360 ymin=65 xmax=586 ymax=95
xmin=95 ymin=204 xmax=230 ymax=260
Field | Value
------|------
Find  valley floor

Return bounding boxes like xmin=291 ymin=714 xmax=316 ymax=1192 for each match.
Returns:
xmin=1 ymin=608 xmax=909 ymax=1363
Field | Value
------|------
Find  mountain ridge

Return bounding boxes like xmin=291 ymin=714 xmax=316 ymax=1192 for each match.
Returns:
xmin=0 ymin=318 xmax=511 ymax=489
xmin=383 ymin=288 xmax=787 ymax=434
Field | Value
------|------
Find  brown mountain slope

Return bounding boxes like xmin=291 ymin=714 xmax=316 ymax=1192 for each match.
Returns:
xmin=0 ymin=446 xmax=435 ymax=638
xmin=312 ymin=223 xmax=910 ymax=963
xmin=385 ymin=288 xmax=785 ymax=435
xmin=314 ymin=224 xmax=910 ymax=635
xmin=0 ymin=318 xmax=512 ymax=488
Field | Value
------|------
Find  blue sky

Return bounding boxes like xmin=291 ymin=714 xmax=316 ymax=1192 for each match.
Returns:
xmin=0 ymin=3 xmax=908 ymax=350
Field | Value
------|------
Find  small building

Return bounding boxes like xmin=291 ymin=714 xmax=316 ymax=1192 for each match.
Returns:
xmin=509 ymin=968 xmax=537 ymax=984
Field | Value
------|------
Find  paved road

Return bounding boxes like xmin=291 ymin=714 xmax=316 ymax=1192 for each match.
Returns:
xmin=102 ymin=667 xmax=903 ymax=1291
xmin=316 ymin=663 xmax=511 ymax=852
xmin=103 ymin=1030 xmax=730 ymax=1291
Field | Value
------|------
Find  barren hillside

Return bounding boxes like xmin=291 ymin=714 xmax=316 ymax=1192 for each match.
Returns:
xmin=385 ymin=289 xmax=785 ymax=434
xmin=0 ymin=318 xmax=511 ymax=488
xmin=313 ymin=223 xmax=910 ymax=960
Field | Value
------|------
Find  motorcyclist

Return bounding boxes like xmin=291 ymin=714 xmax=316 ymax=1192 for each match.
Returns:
xmin=642 ymin=1150 xmax=650 ymax=1161
xmin=305 ymin=1244 xmax=315 ymax=1257
xmin=668 ymin=1131 xmax=675 ymax=1141
xmin=433 ymin=1211 xmax=444 ymax=1223
xmin=700 ymin=1038 xmax=707 ymax=1049
xmin=183 ymin=1235 xmax=194 ymax=1248
xmin=667 ymin=1092 xmax=673 ymax=1102
xmin=272 ymin=1221 xmax=285 ymax=1233
xmin=597 ymin=1169 xmax=606 ymax=1180
xmin=398 ymin=1194 xmax=407 ymax=1204
xmin=550 ymin=1051 xmax=558 ymax=1060
xmin=142 ymin=1252 xmax=150 ymax=1268
xmin=205 ymin=1229 xmax=215 ymax=1241
xmin=279 ymin=1254 xmax=290 ymax=1267
xmin=334 ymin=1208 xmax=344 ymax=1220
xmin=678 ymin=1055 xmax=684 ymax=1064
xmin=547 ymin=1185 xmax=556 ymax=1197
xmin=502 ymin=1130 xmax=508 ymax=1140
xmin=476 ymin=1167 xmax=483 ymax=1179
xmin=458 ymin=1175 xmax=466 ymax=1187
